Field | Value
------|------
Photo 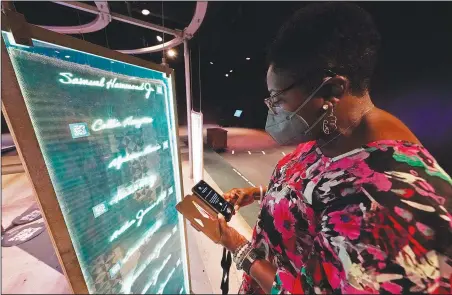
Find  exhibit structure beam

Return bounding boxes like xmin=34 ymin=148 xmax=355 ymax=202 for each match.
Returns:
xmin=39 ymin=1 xmax=111 ymax=34
xmin=184 ymin=39 xmax=193 ymax=179
xmin=191 ymin=111 xmax=204 ymax=183
xmin=47 ymin=1 xmax=209 ymax=54
xmin=117 ymin=2 xmax=208 ymax=54
xmin=51 ymin=1 xmax=180 ymax=37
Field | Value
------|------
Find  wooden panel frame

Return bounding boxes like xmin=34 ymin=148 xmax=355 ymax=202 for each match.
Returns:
xmin=1 ymin=10 xmax=191 ymax=294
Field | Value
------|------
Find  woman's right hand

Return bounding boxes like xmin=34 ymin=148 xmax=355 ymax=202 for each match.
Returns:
xmin=223 ymin=187 xmax=258 ymax=211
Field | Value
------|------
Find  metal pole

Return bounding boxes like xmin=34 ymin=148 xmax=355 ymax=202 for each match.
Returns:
xmin=184 ymin=39 xmax=193 ymax=179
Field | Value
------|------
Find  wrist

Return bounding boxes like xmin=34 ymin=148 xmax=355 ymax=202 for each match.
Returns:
xmin=233 ymin=241 xmax=251 ymax=268
xmin=239 ymin=247 xmax=265 ymax=275
xmin=250 ymin=187 xmax=261 ymax=197
xmin=234 ymin=236 xmax=248 ymax=252
xmin=252 ymin=186 xmax=266 ymax=201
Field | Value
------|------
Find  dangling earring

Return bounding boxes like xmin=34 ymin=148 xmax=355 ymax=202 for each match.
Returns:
xmin=322 ymin=105 xmax=337 ymax=135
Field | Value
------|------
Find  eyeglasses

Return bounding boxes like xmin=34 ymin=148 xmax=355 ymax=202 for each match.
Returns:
xmin=264 ymin=80 xmax=301 ymax=115
xmin=264 ymin=69 xmax=337 ymax=114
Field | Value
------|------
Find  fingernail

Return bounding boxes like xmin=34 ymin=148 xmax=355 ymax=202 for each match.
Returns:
xmin=217 ymin=213 xmax=222 ymax=219
xmin=234 ymin=205 xmax=239 ymax=211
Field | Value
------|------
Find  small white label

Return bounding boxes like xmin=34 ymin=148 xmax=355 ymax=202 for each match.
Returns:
xmin=92 ymin=202 xmax=108 ymax=218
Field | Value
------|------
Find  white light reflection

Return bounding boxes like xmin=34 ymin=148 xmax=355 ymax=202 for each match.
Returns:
xmin=122 ymin=225 xmax=177 ymax=293
xmin=58 ymin=73 xmax=155 ymax=98
xmin=108 ymin=144 xmax=162 ymax=170
xmin=136 ymin=190 xmax=168 ymax=227
xmin=141 ymin=255 xmax=172 ymax=293
xmin=109 ymin=174 xmax=157 ymax=205
xmin=122 ymin=219 xmax=164 ymax=264
xmin=110 ymin=189 xmax=170 ymax=242
xmin=157 ymin=267 xmax=176 ymax=294
xmin=167 ymin=49 xmax=177 ymax=58
xmin=109 ymin=219 xmax=136 ymax=242
xmin=91 ymin=116 xmax=153 ymax=132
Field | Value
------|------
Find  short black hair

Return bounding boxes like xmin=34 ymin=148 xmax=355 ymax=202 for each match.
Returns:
xmin=267 ymin=2 xmax=381 ymax=96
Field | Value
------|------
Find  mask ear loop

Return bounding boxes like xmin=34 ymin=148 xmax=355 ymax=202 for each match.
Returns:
xmin=303 ymin=105 xmax=329 ymax=135
xmin=288 ymin=77 xmax=334 ymax=134
xmin=289 ymin=76 xmax=334 ymax=119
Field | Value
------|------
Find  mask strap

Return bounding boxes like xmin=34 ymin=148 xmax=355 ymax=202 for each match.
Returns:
xmin=290 ymin=76 xmax=333 ymax=117
xmin=303 ymin=111 xmax=328 ymax=135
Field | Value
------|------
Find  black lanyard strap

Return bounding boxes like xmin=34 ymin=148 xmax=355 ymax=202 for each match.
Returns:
xmin=221 ymin=247 xmax=232 ymax=295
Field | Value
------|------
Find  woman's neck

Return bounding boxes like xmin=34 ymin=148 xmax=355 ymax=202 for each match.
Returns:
xmin=318 ymin=103 xmax=421 ymax=158
xmin=317 ymin=93 xmax=376 ymax=157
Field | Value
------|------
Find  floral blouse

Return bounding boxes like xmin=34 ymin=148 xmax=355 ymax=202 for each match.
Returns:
xmin=240 ymin=140 xmax=452 ymax=294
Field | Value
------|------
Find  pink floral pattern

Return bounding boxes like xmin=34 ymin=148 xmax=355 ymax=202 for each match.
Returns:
xmin=240 ymin=140 xmax=452 ymax=294
xmin=273 ymin=198 xmax=296 ymax=240
xmin=327 ymin=208 xmax=362 ymax=240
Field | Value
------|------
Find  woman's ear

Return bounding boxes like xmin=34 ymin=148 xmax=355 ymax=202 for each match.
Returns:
xmin=323 ymin=75 xmax=348 ymax=101
xmin=330 ymin=84 xmax=344 ymax=97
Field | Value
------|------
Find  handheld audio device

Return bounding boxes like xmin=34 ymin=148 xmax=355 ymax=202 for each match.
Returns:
xmin=192 ymin=180 xmax=234 ymax=222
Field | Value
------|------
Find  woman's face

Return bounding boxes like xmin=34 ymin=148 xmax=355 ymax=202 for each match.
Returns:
xmin=266 ymin=65 xmax=326 ymax=138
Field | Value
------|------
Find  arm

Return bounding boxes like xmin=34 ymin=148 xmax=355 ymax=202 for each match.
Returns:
xmin=249 ymin=259 xmax=277 ymax=294
xmin=223 ymin=186 xmax=268 ymax=209
xmin=252 ymin=185 xmax=268 ymax=201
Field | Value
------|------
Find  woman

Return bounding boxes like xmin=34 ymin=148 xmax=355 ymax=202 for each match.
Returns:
xmin=217 ymin=2 xmax=452 ymax=294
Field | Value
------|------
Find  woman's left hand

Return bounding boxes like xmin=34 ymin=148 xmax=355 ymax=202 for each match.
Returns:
xmin=217 ymin=214 xmax=248 ymax=252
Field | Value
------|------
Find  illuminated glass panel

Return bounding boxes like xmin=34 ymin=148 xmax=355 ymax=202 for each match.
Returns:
xmin=2 ymin=32 xmax=189 ymax=294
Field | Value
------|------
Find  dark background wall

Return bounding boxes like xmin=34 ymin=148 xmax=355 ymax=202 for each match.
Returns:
xmin=189 ymin=2 xmax=452 ymax=173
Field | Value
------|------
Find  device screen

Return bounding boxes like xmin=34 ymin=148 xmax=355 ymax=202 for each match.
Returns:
xmin=192 ymin=180 xmax=234 ymax=221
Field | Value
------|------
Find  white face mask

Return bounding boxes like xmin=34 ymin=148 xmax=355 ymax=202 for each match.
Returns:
xmin=265 ymin=77 xmax=333 ymax=145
